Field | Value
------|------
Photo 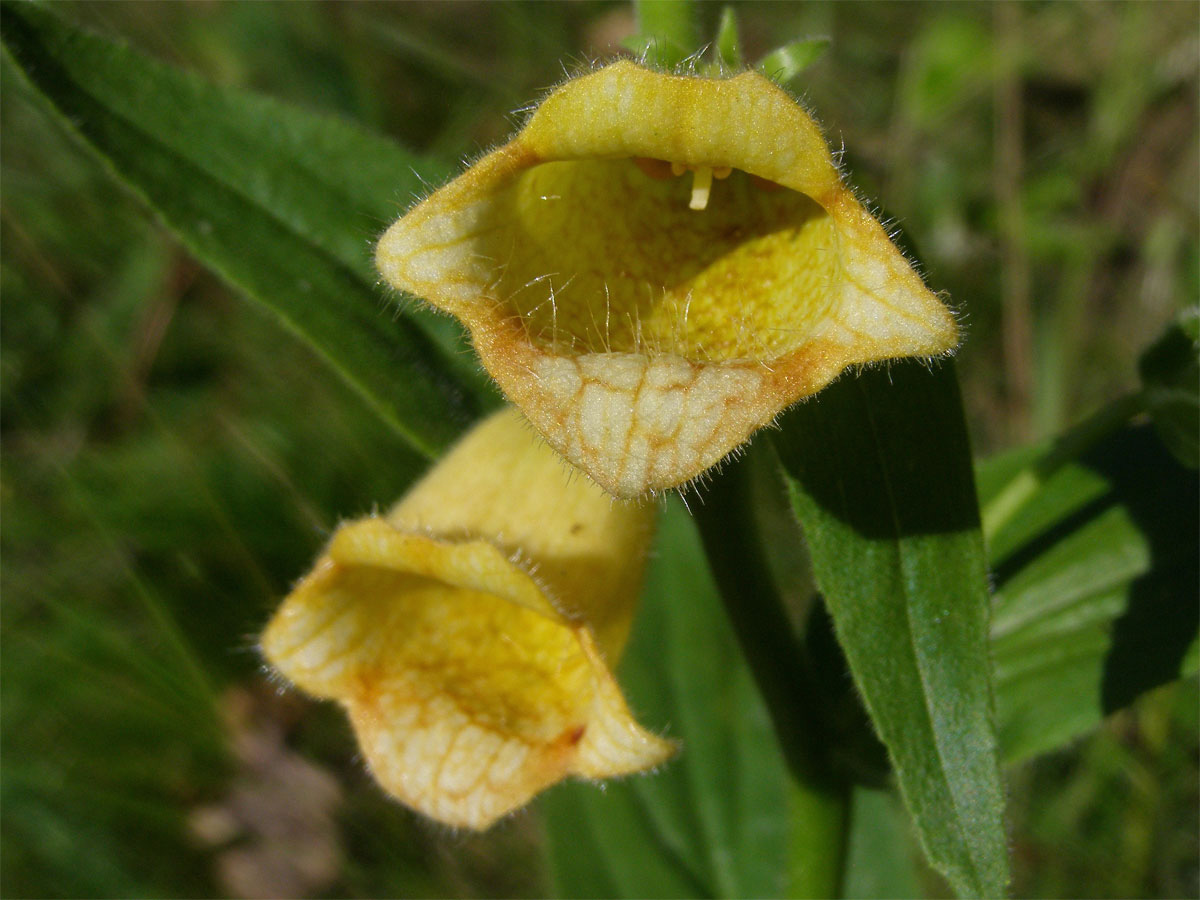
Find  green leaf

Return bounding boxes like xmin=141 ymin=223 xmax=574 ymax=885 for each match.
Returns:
xmin=1 ymin=1 xmax=494 ymax=459
xmin=979 ymin=393 xmax=1144 ymax=544
xmin=771 ymin=360 xmax=1009 ymax=899
xmin=756 ymin=38 xmax=831 ymax=86
xmin=977 ymin=317 xmax=1200 ymax=762
xmin=983 ymin=424 xmax=1200 ymax=764
xmin=1138 ymin=308 xmax=1199 ymax=468
xmin=541 ymin=501 xmax=792 ymax=899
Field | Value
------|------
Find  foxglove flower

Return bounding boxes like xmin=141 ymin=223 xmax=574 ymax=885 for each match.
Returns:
xmin=261 ymin=408 xmax=670 ymax=829
xmin=377 ymin=61 xmax=958 ymax=498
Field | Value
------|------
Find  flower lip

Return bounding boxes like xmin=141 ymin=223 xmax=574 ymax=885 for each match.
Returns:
xmin=377 ymin=61 xmax=959 ymax=498
xmin=518 ymin=61 xmax=839 ymax=200
xmin=264 ymin=519 xmax=674 ymax=830
xmin=326 ymin=522 xmax=559 ymax=621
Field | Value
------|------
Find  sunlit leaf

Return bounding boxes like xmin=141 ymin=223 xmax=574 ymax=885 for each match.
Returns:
xmin=714 ymin=7 xmax=742 ymax=70
xmin=756 ymin=38 xmax=830 ymax=85
xmin=771 ymin=360 xmax=1009 ymax=899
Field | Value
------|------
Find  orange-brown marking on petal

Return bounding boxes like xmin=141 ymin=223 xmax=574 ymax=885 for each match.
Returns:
xmin=261 ymin=410 xmax=672 ymax=829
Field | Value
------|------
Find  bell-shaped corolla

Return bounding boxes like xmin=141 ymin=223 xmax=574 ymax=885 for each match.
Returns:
xmin=261 ymin=408 xmax=670 ymax=830
xmin=377 ymin=61 xmax=958 ymax=499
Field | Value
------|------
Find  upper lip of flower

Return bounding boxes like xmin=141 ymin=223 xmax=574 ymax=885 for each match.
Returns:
xmin=514 ymin=61 xmax=840 ymax=198
xmin=376 ymin=61 xmax=958 ymax=499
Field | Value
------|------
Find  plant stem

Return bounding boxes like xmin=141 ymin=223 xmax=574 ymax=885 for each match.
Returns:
xmin=788 ymin=773 xmax=851 ymax=898
xmin=994 ymin=1 xmax=1033 ymax=443
xmin=692 ymin=443 xmax=852 ymax=898
xmin=630 ymin=0 xmax=698 ymax=68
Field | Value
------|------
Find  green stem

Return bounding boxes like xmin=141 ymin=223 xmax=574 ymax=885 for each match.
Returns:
xmin=629 ymin=0 xmax=698 ymax=68
xmin=982 ymin=390 xmax=1146 ymax=542
xmin=788 ymin=774 xmax=851 ymax=899
xmin=693 ymin=442 xmax=851 ymax=898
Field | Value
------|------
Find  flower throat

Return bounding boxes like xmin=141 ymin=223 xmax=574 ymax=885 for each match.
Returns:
xmin=479 ymin=157 xmax=839 ymax=362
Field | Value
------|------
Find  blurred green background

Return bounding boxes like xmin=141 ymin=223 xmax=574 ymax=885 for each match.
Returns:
xmin=3 ymin=2 xmax=1196 ymax=897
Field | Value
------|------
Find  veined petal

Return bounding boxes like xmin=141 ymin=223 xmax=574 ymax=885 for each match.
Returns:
xmin=261 ymin=408 xmax=669 ymax=830
xmin=377 ymin=61 xmax=957 ymax=498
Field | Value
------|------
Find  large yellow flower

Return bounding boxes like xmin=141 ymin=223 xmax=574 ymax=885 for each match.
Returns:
xmin=377 ymin=60 xmax=957 ymax=499
xmin=261 ymin=408 xmax=671 ymax=830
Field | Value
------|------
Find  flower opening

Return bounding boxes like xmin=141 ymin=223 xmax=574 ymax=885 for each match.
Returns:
xmin=377 ymin=61 xmax=958 ymax=498
xmin=261 ymin=408 xmax=670 ymax=830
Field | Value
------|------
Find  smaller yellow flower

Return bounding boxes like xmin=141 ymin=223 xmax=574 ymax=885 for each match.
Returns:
xmin=377 ymin=61 xmax=958 ymax=499
xmin=261 ymin=408 xmax=671 ymax=830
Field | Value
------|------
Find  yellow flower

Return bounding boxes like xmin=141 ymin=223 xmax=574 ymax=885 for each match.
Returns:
xmin=261 ymin=408 xmax=671 ymax=830
xmin=376 ymin=60 xmax=958 ymax=499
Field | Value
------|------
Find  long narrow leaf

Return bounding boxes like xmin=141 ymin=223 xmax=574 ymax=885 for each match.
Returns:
xmin=1 ymin=2 xmax=493 ymax=458
xmin=771 ymin=360 xmax=1008 ymax=899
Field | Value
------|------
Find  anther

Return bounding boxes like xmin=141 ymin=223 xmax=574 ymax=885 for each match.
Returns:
xmin=635 ymin=159 xmax=734 ymax=210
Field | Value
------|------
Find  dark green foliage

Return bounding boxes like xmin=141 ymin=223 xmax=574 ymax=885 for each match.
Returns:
xmin=3 ymin=2 xmax=1196 ymax=898
xmin=1138 ymin=310 xmax=1200 ymax=467
xmin=985 ymin=423 xmax=1199 ymax=764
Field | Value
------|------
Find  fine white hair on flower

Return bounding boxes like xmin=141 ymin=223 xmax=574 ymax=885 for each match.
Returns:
xmin=376 ymin=60 xmax=959 ymax=500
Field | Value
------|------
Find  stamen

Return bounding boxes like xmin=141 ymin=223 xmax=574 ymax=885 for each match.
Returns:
xmin=689 ymin=167 xmax=714 ymax=211
xmin=637 ymin=159 xmax=731 ymax=210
